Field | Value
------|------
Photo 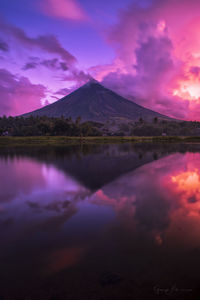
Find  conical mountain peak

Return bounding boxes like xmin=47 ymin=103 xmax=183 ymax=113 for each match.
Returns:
xmin=83 ymin=77 xmax=101 ymax=87
xmin=23 ymin=78 xmax=173 ymax=122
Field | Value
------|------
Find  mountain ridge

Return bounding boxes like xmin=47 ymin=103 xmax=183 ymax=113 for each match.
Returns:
xmin=23 ymin=79 xmax=174 ymax=122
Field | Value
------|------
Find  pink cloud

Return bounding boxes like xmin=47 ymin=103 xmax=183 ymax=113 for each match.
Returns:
xmin=98 ymin=32 xmax=189 ymax=119
xmin=39 ymin=0 xmax=87 ymax=21
xmin=0 ymin=19 xmax=91 ymax=109
xmin=0 ymin=69 xmax=46 ymax=116
xmin=90 ymin=0 xmax=200 ymax=120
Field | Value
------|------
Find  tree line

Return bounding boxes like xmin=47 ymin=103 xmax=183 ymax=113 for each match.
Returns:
xmin=115 ymin=117 xmax=200 ymax=136
xmin=0 ymin=116 xmax=103 ymax=136
xmin=0 ymin=115 xmax=200 ymax=136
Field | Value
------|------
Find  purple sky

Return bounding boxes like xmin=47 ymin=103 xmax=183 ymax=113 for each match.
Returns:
xmin=1 ymin=0 xmax=200 ymax=120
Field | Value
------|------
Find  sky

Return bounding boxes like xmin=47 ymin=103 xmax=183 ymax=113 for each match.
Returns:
xmin=1 ymin=0 xmax=200 ymax=120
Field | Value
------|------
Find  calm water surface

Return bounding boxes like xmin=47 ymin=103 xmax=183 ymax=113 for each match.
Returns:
xmin=1 ymin=143 xmax=200 ymax=300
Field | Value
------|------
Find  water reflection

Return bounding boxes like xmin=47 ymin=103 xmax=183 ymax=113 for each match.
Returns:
xmin=1 ymin=144 xmax=200 ymax=299
xmin=91 ymin=153 xmax=200 ymax=249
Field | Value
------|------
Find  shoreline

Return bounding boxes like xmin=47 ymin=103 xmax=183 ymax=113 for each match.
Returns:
xmin=1 ymin=136 xmax=200 ymax=146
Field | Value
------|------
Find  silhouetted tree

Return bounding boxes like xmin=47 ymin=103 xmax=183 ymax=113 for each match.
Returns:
xmin=75 ymin=116 xmax=82 ymax=126
xmin=139 ymin=117 xmax=144 ymax=124
xmin=153 ymin=117 xmax=158 ymax=124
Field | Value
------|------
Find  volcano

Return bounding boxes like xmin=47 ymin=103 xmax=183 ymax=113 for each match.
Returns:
xmin=23 ymin=79 xmax=173 ymax=122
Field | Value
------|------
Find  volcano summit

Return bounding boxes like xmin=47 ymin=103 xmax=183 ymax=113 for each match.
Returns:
xmin=23 ymin=79 xmax=172 ymax=122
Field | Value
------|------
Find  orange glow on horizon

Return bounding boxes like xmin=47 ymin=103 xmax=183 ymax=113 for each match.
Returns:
xmin=169 ymin=17 xmax=200 ymax=104
xmin=171 ymin=169 xmax=200 ymax=215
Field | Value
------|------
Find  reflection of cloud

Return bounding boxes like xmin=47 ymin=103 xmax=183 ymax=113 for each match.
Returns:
xmin=154 ymin=234 xmax=163 ymax=246
xmin=163 ymin=155 xmax=200 ymax=249
xmin=27 ymin=199 xmax=72 ymax=213
xmin=0 ymin=157 xmax=46 ymax=203
xmin=0 ymin=217 xmax=14 ymax=228
xmin=91 ymin=153 xmax=200 ymax=250
xmin=0 ymin=156 xmax=90 ymax=241
xmin=3 ymin=150 xmax=200 ymax=277
xmin=92 ymin=157 xmax=172 ymax=233
xmin=27 ymin=201 xmax=41 ymax=210
xmin=44 ymin=200 xmax=70 ymax=212
xmin=93 ymin=189 xmax=136 ymax=214
xmin=172 ymin=170 xmax=200 ymax=205
xmin=35 ymin=205 xmax=78 ymax=232
xmin=47 ymin=247 xmax=85 ymax=274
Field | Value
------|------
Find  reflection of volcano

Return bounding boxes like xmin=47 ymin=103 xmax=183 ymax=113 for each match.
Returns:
xmin=2 ymin=146 xmax=200 ymax=299
xmin=1 ymin=143 xmax=194 ymax=191
xmin=53 ymin=147 xmax=160 ymax=190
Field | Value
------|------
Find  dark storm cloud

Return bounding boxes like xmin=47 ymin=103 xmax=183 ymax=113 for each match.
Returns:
xmin=0 ymin=39 xmax=9 ymax=52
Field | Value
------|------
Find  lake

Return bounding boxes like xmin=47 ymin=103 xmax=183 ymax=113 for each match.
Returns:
xmin=0 ymin=143 xmax=200 ymax=300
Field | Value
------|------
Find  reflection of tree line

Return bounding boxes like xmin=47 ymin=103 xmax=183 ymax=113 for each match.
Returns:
xmin=1 ymin=142 xmax=200 ymax=157
xmin=1 ymin=143 xmax=200 ymax=191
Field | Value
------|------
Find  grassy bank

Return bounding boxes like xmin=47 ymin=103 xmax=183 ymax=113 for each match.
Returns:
xmin=1 ymin=136 xmax=200 ymax=146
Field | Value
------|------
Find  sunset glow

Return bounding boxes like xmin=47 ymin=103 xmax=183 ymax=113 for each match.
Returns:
xmin=157 ymin=20 xmax=166 ymax=33
xmin=172 ymin=170 xmax=200 ymax=201
xmin=169 ymin=155 xmax=200 ymax=216
xmin=2 ymin=0 xmax=200 ymax=120
xmin=173 ymin=78 xmax=200 ymax=101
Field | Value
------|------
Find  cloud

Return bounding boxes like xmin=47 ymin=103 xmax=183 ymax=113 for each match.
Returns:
xmin=99 ymin=28 xmax=189 ymax=119
xmin=61 ymin=70 xmax=91 ymax=84
xmin=0 ymin=157 xmax=46 ymax=202
xmin=0 ymin=19 xmax=91 ymax=110
xmin=54 ymin=71 xmax=91 ymax=97
xmin=39 ymin=0 xmax=88 ymax=21
xmin=0 ymin=19 xmax=91 ymax=84
xmin=0 ymin=19 xmax=76 ymax=65
xmin=90 ymin=0 xmax=200 ymax=120
xmin=22 ymin=58 xmax=69 ymax=71
xmin=0 ymin=68 xmax=46 ymax=116
xmin=55 ymin=88 xmax=71 ymax=96
xmin=190 ymin=66 xmax=200 ymax=76
xmin=22 ymin=62 xmax=38 ymax=70
xmin=0 ymin=39 xmax=9 ymax=52
xmin=41 ymin=58 xmax=69 ymax=71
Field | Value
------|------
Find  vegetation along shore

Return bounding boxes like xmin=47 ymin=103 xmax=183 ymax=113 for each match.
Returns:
xmin=1 ymin=135 xmax=200 ymax=147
